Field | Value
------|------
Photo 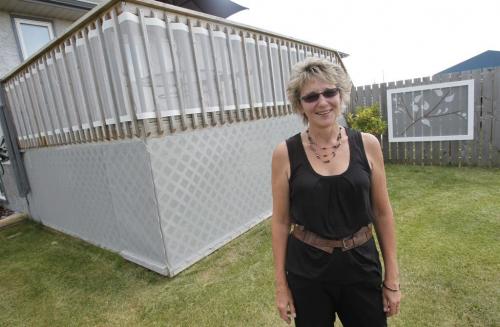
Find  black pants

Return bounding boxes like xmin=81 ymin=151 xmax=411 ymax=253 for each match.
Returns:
xmin=286 ymin=272 xmax=387 ymax=327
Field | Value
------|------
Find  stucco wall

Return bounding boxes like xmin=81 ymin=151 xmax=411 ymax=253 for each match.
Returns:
xmin=52 ymin=18 xmax=75 ymax=37
xmin=0 ymin=11 xmax=75 ymax=78
xmin=0 ymin=11 xmax=22 ymax=79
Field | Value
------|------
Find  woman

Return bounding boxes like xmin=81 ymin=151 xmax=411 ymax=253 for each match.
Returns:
xmin=271 ymin=57 xmax=401 ymax=327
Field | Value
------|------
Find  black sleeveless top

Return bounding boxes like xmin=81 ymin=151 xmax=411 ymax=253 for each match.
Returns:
xmin=285 ymin=128 xmax=382 ymax=282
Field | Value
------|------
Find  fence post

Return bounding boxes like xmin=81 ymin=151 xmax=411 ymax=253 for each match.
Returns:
xmin=412 ymin=77 xmax=422 ymax=165
xmin=492 ymin=68 xmax=500 ymax=167
xmin=404 ymin=78 xmax=414 ymax=165
xmin=388 ymin=81 xmax=398 ymax=163
xmin=458 ymin=70 xmax=472 ymax=166
xmin=395 ymin=80 xmax=405 ymax=163
xmin=380 ymin=83 xmax=389 ymax=161
xmin=430 ymin=74 xmax=442 ymax=166
xmin=420 ymin=77 xmax=431 ymax=165
xmin=371 ymin=83 xmax=382 ymax=143
xmin=448 ymin=72 xmax=461 ymax=166
xmin=480 ymin=69 xmax=495 ymax=167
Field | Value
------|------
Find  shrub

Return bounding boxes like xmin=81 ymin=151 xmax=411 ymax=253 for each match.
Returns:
xmin=346 ymin=103 xmax=387 ymax=136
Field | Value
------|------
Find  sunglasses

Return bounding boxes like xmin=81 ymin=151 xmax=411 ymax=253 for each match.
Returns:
xmin=300 ymin=87 xmax=340 ymax=103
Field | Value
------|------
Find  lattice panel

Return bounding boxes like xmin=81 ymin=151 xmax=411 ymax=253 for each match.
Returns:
xmin=105 ymin=141 xmax=167 ymax=267
xmin=19 ymin=115 xmax=302 ymax=276
xmin=23 ymin=140 xmax=167 ymax=273
xmin=148 ymin=115 xmax=302 ymax=274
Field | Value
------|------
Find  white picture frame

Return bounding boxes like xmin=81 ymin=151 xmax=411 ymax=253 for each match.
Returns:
xmin=387 ymin=79 xmax=474 ymax=142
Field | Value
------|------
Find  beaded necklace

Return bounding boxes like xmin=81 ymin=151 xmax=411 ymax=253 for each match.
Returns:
xmin=306 ymin=126 xmax=342 ymax=164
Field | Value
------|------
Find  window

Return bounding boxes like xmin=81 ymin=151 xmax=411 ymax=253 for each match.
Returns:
xmin=14 ymin=18 xmax=54 ymax=60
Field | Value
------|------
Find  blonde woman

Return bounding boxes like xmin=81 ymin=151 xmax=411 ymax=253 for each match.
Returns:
xmin=271 ymin=57 xmax=401 ymax=326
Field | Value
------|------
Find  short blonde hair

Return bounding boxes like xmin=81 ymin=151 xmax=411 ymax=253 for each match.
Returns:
xmin=286 ymin=57 xmax=351 ymax=123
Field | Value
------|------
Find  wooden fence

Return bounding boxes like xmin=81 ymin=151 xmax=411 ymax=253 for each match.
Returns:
xmin=350 ymin=67 xmax=500 ymax=167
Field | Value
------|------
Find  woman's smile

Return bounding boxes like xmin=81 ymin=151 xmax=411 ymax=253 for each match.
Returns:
xmin=316 ymin=109 xmax=334 ymax=116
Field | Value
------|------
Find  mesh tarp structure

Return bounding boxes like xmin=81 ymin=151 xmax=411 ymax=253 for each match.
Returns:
xmin=0 ymin=0 xmax=346 ymax=275
xmin=22 ymin=116 xmax=301 ymax=275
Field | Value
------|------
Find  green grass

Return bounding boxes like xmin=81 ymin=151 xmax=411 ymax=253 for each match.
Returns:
xmin=1 ymin=165 xmax=499 ymax=326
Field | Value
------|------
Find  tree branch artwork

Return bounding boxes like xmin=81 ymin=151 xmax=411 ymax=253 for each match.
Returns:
xmin=393 ymin=88 xmax=467 ymax=136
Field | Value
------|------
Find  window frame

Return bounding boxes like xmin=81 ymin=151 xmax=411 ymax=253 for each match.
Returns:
xmin=13 ymin=17 xmax=55 ymax=60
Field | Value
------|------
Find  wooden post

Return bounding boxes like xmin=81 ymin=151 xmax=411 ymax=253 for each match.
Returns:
xmin=492 ymin=68 xmax=500 ymax=167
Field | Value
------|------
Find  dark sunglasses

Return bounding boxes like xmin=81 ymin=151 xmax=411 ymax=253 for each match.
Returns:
xmin=300 ymin=87 xmax=340 ymax=103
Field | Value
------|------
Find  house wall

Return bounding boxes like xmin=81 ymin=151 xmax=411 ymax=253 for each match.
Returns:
xmin=0 ymin=11 xmax=75 ymax=78
xmin=0 ymin=11 xmax=22 ymax=79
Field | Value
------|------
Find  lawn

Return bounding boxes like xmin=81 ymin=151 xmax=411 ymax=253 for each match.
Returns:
xmin=1 ymin=165 xmax=499 ymax=326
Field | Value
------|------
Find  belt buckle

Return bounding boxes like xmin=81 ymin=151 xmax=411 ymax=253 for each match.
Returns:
xmin=342 ymin=238 xmax=349 ymax=249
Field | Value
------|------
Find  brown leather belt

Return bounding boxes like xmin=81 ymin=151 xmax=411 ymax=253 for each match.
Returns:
xmin=291 ymin=224 xmax=373 ymax=253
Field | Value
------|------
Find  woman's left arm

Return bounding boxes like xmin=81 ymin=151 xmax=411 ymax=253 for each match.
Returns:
xmin=362 ymin=132 xmax=401 ymax=317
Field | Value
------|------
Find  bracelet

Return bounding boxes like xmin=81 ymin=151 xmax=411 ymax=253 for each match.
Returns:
xmin=382 ymin=282 xmax=400 ymax=292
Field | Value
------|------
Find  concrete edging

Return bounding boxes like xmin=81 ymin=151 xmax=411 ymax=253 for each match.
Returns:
xmin=0 ymin=212 xmax=28 ymax=229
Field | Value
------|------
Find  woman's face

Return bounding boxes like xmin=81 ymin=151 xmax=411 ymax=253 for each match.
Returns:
xmin=299 ymin=78 xmax=341 ymax=128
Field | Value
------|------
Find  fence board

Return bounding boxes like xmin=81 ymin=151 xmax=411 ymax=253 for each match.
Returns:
xmin=492 ymin=68 xmax=500 ymax=166
xmin=363 ymin=85 xmax=373 ymax=106
xmin=395 ymin=80 xmax=406 ymax=163
xmin=480 ymin=69 xmax=494 ymax=167
xmin=371 ymin=83 xmax=382 ymax=150
xmin=439 ymin=73 xmax=453 ymax=165
xmin=449 ymin=72 xmax=461 ymax=166
xmin=412 ymin=78 xmax=423 ymax=165
xmin=387 ymin=82 xmax=397 ymax=163
xmin=421 ymin=77 xmax=432 ymax=166
xmin=429 ymin=74 xmax=441 ymax=165
xmin=349 ymin=85 xmax=359 ymax=113
xmin=373 ymin=84 xmax=379 ymax=105
xmin=470 ymin=70 xmax=482 ymax=166
xmin=404 ymin=79 xmax=415 ymax=165
xmin=380 ymin=83 xmax=389 ymax=161
xmin=356 ymin=85 xmax=364 ymax=108
xmin=459 ymin=70 xmax=473 ymax=166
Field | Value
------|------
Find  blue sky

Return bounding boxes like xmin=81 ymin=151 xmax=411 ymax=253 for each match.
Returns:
xmin=229 ymin=0 xmax=500 ymax=86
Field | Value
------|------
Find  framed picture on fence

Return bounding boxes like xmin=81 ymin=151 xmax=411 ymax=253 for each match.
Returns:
xmin=387 ymin=80 xmax=474 ymax=142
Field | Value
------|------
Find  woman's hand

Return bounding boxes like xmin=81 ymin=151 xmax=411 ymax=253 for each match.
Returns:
xmin=275 ymin=284 xmax=296 ymax=324
xmin=382 ymin=284 xmax=401 ymax=317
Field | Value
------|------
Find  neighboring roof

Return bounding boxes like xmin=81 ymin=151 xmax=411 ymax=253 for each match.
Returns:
xmin=338 ymin=52 xmax=349 ymax=58
xmin=159 ymin=0 xmax=247 ymax=18
xmin=0 ymin=0 xmax=97 ymax=20
xmin=28 ymin=0 xmax=98 ymax=10
xmin=437 ymin=50 xmax=500 ymax=74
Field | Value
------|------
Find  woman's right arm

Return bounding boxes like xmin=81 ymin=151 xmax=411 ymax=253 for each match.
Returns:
xmin=271 ymin=141 xmax=295 ymax=324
